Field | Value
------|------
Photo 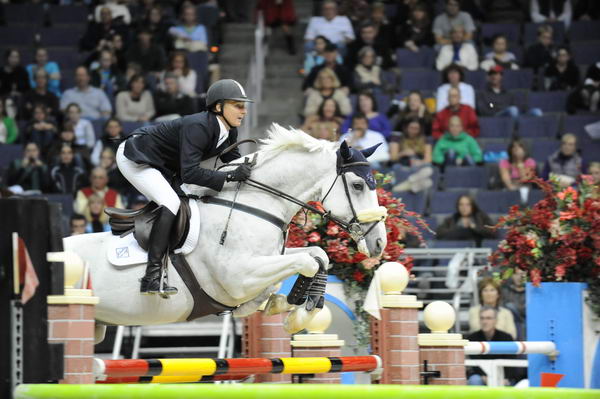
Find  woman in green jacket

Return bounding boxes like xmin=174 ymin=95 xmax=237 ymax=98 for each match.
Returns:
xmin=0 ymin=97 xmax=18 ymax=144
xmin=432 ymin=115 xmax=482 ymax=166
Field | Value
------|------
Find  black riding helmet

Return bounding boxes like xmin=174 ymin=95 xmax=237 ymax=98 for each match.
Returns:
xmin=206 ymin=79 xmax=254 ymax=110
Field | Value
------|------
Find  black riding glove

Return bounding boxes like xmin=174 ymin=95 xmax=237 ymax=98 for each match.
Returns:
xmin=226 ymin=164 xmax=252 ymax=182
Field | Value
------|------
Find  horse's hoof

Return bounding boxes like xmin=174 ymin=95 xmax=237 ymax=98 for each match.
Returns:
xmin=283 ymin=307 xmax=319 ymax=334
xmin=264 ymin=294 xmax=290 ymax=316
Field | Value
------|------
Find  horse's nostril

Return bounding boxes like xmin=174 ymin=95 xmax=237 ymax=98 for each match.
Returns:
xmin=376 ymin=238 xmax=383 ymax=252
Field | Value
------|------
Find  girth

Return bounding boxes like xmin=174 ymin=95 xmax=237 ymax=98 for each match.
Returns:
xmin=199 ymin=195 xmax=288 ymax=232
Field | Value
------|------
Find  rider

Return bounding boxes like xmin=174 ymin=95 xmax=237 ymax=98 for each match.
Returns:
xmin=116 ymin=79 xmax=254 ymax=295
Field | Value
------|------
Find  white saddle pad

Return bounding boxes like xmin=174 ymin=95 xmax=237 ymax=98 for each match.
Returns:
xmin=107 ymin=199 xmax=201 ymax=267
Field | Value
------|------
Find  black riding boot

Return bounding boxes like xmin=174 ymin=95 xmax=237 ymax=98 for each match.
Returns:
xmin=140 ymin=207 xmax=178 ymax=295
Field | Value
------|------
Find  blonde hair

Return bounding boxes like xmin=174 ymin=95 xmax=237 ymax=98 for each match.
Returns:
xmin=311 ymin=121 xmax=339 ymax=142
xmin=84 ymin=193 xmax=108 ymax=224
xmin=314 ymin=68 xmax=341 ymax=90
xmin=589 ymin=161 xmax=600 ymax=171
xmin=561 ymin=133 xmax=577 ymax=144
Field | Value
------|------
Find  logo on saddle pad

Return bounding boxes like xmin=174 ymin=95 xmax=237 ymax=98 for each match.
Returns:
xmin=116 ymin=246 xmax=130 ymax=259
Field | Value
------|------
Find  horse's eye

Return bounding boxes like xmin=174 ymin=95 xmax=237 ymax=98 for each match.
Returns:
xmin=352 ymin=182 xmax=364 ymax=191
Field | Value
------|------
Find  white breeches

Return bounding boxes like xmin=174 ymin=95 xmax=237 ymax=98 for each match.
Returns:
xmin=116 ymin=142 xmax=181 ymax=215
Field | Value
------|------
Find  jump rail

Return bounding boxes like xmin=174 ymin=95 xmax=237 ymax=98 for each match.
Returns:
xmin=465 ymin=341 xmax=558 ymax=357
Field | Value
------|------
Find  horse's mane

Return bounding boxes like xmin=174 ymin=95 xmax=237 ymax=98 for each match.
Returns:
xmin=258 ymin=123 xmax=338 ymax=163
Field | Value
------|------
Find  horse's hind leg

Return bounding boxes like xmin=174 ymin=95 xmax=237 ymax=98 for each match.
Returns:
xmin=233 ymin=285 xmax=279 ymax=318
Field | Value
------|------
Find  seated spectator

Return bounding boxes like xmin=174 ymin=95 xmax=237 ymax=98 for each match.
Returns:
xmin=99 ymin=147 xmax=129 ymax=194
xmin=70 ymin=214 xmax=87 ymax=236
xmin=436 ymin=64 xmax=475 ymax=111
xmin=60 ymin=66 xmax=113 ymax=120
xmin=436 ymin=25 xmax=479 ymax=71
xmin=46 ymin=122 xmax=91 ymax=169
xmin=469 ymin=277 xmax=517 ymax=338
xmin=74 ymin=167 xmax=124 ymax=215
xmin=339 ymin=113 xmax=389 ymax=166
xmin=569 ymin=61 xmax=600 ymax=113
xmin=501 ymin=268 xmax=527 ymax=340
xmin=90 ymin=49 xmax=127 ymax=99
xmin=477 ymin=66 xmax=543 ymax=118
xmin=20 ymin=69 xmax=60 ymax=120
xmin=304 ymin=36 xmax=342 ymax=77
xmin=0 ymin=96 xmax=18 ymax=144
xmin=341 ymin=91 xmax=392 ymax=139
xmin=23 ymin=104 xmax=57 ymax=152
xmin=49 ymin=144 xmax=87 ymax=195
xmin=26 ymin=48 xmax=61 ymax=97
xmin=543 ymin=133 xmax=585 ymax=187
xmin=574 ymin=0 xmax=600 ymax=20
xmin=301 ymin=97 xmax=344 ymax=135
xmin=169 ymin=3 xmax=208 ymax=53
xmin=91 ymin=118 xmax=123 ymax=166
xmin=432 ymin=0 xmax=476 ymax=46
xmin=256 ymin=0 xmax=297 ymax=55
xmin=339 ymin=0 xmax=371 ymax=28
xmin=64 ymin=103 xmax=96 ymax=149
xmin=370 ymin=2 xmax=395 ymax=51
xmin=480 ymin=34 xmax=519 ymax=72
xmin=353 ymin=47 xmax=385 ymax=93
xmin=304 ymin=1 xmax=355 ymax=51
xmin=80 ymin=6 xmax=128 ymax=52
xmin=432 ymin=87 xmax=479 ymax=139
xmin=6 ymin=142 xmax=50 ymax=193
xmin=115 ymin=74 xmax=155 ymax=122
xmin=480 ymin=0 xmax=526 ymax=23
xmin=127 ymin=29 xmax=168 ymax=75
xmin=0 ymin=49 xmax=30 ymax=97
xmin=345 ymin=22 xmax=394 ymax=71
xmin=433 ymin=115 xmax=482 ymax=166
xmin=94 ymin=0 xmax=132 ymax=25
xmin=590 ymin=162 xmax=600 ymax=184
xmin=159 ymin=51 xmax=197 ymax=98
xmin=309 ymin=121 xmax=339 ymax=141
xmin=544 ymin=46 xmax=580 ymax=91
xmin=303 ymin=43 xmax=352 ymax=93
xmin=390 ymin=118 xmax=432 ymax=167
xmin=499 ymin=139 xmax=536 ymax=191
xmin=437 ymin=194 xmax=496 ymax=248
xmin=524 ymin=24 xmax=555 ymax=73
xmin=530 ymin=0 xmax=572 ymax=29
xmin=153 ymin=73 xmax=196 ymax=121
xmin=304 ymin=68 xmax=352 ymax=117
xmin=390 ymin=90 xmax=433 ymax=136
xmin=139 ymin=5 xmax=173 ymax=51
xmin=397 ymin=2 xmax=434 ymax=52
xmin=83 ymin=193 xmax=111 ymax=233
xmin=466 ymin=306 xmax=518 ymax=386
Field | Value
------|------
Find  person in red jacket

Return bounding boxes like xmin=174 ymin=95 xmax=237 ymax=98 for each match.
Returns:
xmin=432 ymin=87 xmax=479 ymax=139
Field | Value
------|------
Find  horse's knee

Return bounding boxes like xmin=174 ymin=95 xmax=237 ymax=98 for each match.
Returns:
xmin=94 ymin=324 xmax=106 ymax=344
xmin=297 ymin=253 xmax=319 ymax=277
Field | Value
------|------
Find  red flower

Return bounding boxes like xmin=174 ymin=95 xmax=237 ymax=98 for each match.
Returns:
xmin=353 ymin=270 xmax=365 ymax=282
xmin=557 ymin=186 xmax=578 ymax=201
xmin=530 ymin=269 xmax=542 ymax=286
xmin=307 ymin=232 xmax=321 ymax=243
xmin=326 ymin=222 xmax=340 ymax=236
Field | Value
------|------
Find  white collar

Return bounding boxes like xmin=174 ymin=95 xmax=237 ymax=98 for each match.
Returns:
xmin=216 ymin=115 xmax=230 ymax=147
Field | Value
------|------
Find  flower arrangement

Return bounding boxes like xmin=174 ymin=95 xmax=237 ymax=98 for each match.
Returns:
xmin=490 ymin=176 xmax=600 ymax=317
xmin=286 ymin=173 xmax=430 ymax=346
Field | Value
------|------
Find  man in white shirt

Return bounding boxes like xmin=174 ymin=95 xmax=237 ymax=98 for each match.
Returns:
xmin=436 ymin=25 xmax=479 ymax=72
xmin=60 ymin=66 xmax=112 ymax=120
xmin=433 ymin=0 xmax=476 ymax=45
xmin=339 ymin=113 xmax=389 ymax=166
xmin=304 ymin=1 xmax=355 ymax=51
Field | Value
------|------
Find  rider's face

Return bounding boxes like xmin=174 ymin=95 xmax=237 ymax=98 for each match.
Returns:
xmin=221 ymin=101 xmax=247 ymax=128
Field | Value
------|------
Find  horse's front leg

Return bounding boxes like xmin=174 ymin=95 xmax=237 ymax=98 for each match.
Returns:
xmin=284 ymin=246 xmax=330 ymax=269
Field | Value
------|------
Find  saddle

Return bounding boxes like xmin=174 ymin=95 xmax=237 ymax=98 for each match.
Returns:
xmin=105 ymin=197 xmax=192 ymax=252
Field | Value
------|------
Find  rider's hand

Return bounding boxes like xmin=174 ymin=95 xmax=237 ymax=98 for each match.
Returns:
xmin=226 ymin=164 xmax=251 ymax=182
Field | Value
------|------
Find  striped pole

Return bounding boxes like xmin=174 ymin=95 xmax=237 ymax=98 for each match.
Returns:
xmin=465 ymin=341 xmax=557 ymax=356
xmin=94 ymin=356 xmax=381 ymax=381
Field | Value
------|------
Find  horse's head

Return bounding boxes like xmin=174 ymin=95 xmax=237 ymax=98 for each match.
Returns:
xmin=320 ymin=141 xmax=387 ymax=258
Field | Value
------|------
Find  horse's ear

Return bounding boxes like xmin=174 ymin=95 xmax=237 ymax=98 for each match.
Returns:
xmin=340 ymin=140 xmax=352 ymax=161
xmin=361 ymin=143 xmax=381 ymax=159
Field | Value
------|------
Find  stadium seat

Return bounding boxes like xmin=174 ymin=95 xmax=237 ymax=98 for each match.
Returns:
xmin=444 ymin=166 xmax=487 ymax=189
xmin=400 ymin=69 xmax=440 ymax=92
xmin=476 ymin=190 xmax=521 ymax=214
xmin=393 ymin=191 xmax=427 ymax=215
xmin=503 ymin=69 xmax=534 ymax=90
xmin=429 ymin=239 xmax=476 ymax=248
xmin=480 ymin=23 xmax=520 ymax=44
xmin=478 ymin=117 xmax=515 ymax=138
xmin=48 ymin=5 xmax=90 ymax=26
xmin=530 ymin=139 xmax=558 ymax=163
xmin=0 ymin=26 xmax=37 ymax=46
xmin=569 ymin=21 xmax=600 ymax=42
xmin=523 ymin=22 xmax=565 ymax=45
xmin=0 ymin=144 xmax=23 ymax=169
xmin=49 ymin=48 xmax=82 ymax=70
xmin=481 ymin=239 xmax=502 ymax=250
xmin=60 ymin=69 xmax=76 ymax=92
xmin=396 ymin=47 xmax=436 ymax=69
xmin=44 ymin=194 xmax=74 ymax=217
xmin=430 ymin=191 xmax=468 ymax=214
xmin=40 ymin=27 xmax=86 ymax=47
xmin=516 ymin=114 xmax=560 ymax=138
xmin=571 ymin=41 xmax=600 ymax=66
xmin=527 ymin=91 xmax=568 ymax=112
xmin=91 ymin=119 xmax=105 ymax=140
xmin=384 ymin=3 xmax=398 ymax=19
xmin=4 ymin=4 xmax=45 ymax=26
xmin=527 ymin=189 xmax=546 ymax=206
xmin=563 ymin=115 xmax=600 ymax=138
xmin=121 ymin=121 xmax=146 ymax=136
xmin=465 ymin=70 xmax=486 ymax=90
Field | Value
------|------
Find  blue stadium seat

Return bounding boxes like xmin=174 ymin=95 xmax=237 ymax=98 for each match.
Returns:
xmin=571 ymin=41 xmax=600 ymax=66
xmin=91 ymin=119 xmax=105 ymax=140
xmin=188 ymin=51 xmax=209 ymax=84
xmin=569 ymin=21 xmax=600 ymax=42
xmin=4 ymin=4 xmax=45 ymax=26
xmin=481 ymin=239 xmax=502 ymax=250
xmin=517 ymin=114 xmax=560 ymax=138
xmin=429 ymin=239 xmax=476 ymax=248
xmin=396 ymin=47 xmax=435 ymax=68
xmin=527 ymin=189 xmax=546 ymax=206
xmin=563 ymin=115 xmax=599 ymax=138
xmin=400 ymin=69 xmax=440 ymax=91
xmin=530 ymin=139 xmax=558 ymax=163
xmin=40 ymin=27 xmax=85 ymax=47
xmin=444 ymin=166 xmax=487 ymax=189
xmin=523 ymin=22 xmax=565 ymax=45
xmin=0 ymin=144 xmax=23 ymax=169
xmin=527 ymin=91 xmax=568 ymax=112
xmin=384 ymin=3 xmax=398 ymax=19
xmin=0 ymin=26 xmax=36 ymax=46
xmin=503 ymin=69 xmax=534 ymax=90
xmin=121 ymin=121 xmax=146 ymax=136
xmin=60 ymin=69 xmax=76 ymax=92
xmin=478 ymin=117 xmax=515 ymax=138
xmin=44 ymin=194 xmax=74 ymax=217
xmin=48 ymin=5 xmax=90 ymax=25
xmin=393 ymin=191 xmax=427 ymax=215
xmin=50 ymin=48 xmax=82 ymax=70
xmin=465 ymin=70 xmax=486 ymax=90
xmin=430 ymin=191 xmax=468 ymax=214
xmin=509 ymin=89 xmax=529 ymax=111
xmin=476 ymin=190 xmax=521 ymax=214
xmin=482 ymin=140 xmax=509 ymax=154
xmin=480 ymin=23 xmax=521 ymax=44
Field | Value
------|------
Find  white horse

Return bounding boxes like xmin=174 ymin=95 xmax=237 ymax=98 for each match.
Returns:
xmin=64 ymin=124 xmax=387 ymax=342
